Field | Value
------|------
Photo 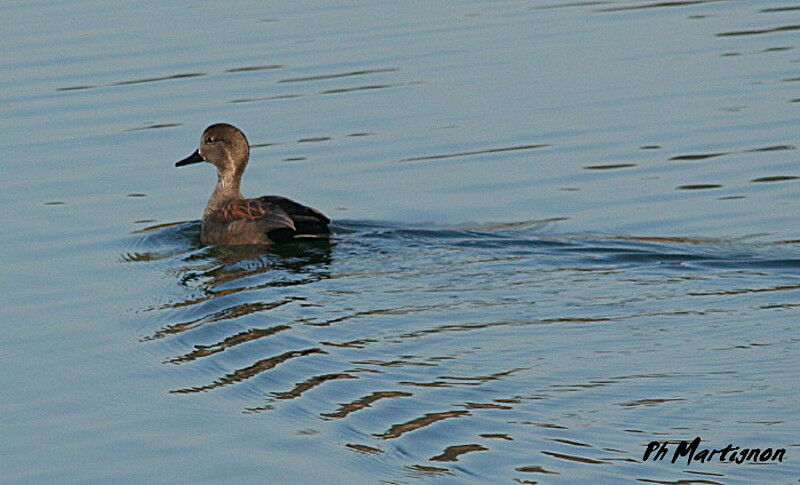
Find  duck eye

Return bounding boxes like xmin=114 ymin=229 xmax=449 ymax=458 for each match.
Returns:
xmin=205 ymin=137 xmax=216 ymax=144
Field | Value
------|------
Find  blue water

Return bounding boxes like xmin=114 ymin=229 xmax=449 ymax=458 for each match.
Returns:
xmin=2 ymin=1 xmax=799 ymax=483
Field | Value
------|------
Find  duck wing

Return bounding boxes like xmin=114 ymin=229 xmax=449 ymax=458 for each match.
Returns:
xmin=257 ymin=196 xmax=331 ymax=238
xmin=217 ymin=198 xmax=296 ymax=242
xmin=219 ymin=196 xmax=330 ymax=243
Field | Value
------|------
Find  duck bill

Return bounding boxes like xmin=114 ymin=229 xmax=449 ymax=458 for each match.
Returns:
xmin=175 ymin=150 xmax=204 ymax=167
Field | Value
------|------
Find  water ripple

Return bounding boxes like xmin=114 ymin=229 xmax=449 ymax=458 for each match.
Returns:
xmin=717 ymin=24 xmax=800 ymax=37
xmin=171 ymin=347 xmax=327 ymax=394
xmin=396 ymin=144 xmax=550 ymax=163
xmin=277 ymin=68 xmax=399 ymax=83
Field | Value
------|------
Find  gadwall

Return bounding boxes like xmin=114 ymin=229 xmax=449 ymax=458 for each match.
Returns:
xmin=175 ymin=123 xmax=331 ymax=245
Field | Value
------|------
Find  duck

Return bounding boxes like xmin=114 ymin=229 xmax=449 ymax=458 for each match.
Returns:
xmin=175 ymin=123 xmax=331 ymax=245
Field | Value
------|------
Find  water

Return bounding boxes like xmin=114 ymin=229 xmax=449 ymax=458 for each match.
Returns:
xmin=2 ymin=1 xmax=799 ymax=483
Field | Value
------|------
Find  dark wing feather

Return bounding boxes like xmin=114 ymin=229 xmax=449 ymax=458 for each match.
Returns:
xmin=218 ymin=199 xmax=296 ymax=242
xmin=257 ymin=196 xmax=331 ymax=238
xmin=218 ymin=197 xmax=330 ymax=243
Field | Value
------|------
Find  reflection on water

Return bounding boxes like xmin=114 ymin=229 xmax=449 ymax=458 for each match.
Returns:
xmin=121 ymin=220 xmax=800 ymax=483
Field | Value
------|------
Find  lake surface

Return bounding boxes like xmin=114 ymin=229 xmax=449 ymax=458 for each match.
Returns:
xmin=2 ymin=1 xmax=799 ymax=483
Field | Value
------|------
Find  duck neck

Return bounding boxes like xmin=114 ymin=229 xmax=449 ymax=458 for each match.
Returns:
xmin=204 ymin=169 xmax=243 ymax=217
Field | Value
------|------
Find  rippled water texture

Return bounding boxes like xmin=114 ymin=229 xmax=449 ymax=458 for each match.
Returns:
xmin=2 ymin=1 xmax=799 ymax=484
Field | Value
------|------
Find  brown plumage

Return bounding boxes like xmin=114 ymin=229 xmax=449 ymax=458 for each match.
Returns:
xmin=175 ymin=124 xmax=331 ymax=245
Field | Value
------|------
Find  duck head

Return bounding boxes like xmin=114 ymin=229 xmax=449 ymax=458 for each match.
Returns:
xmin=176 ymin=123 xmax=250 ymax=177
